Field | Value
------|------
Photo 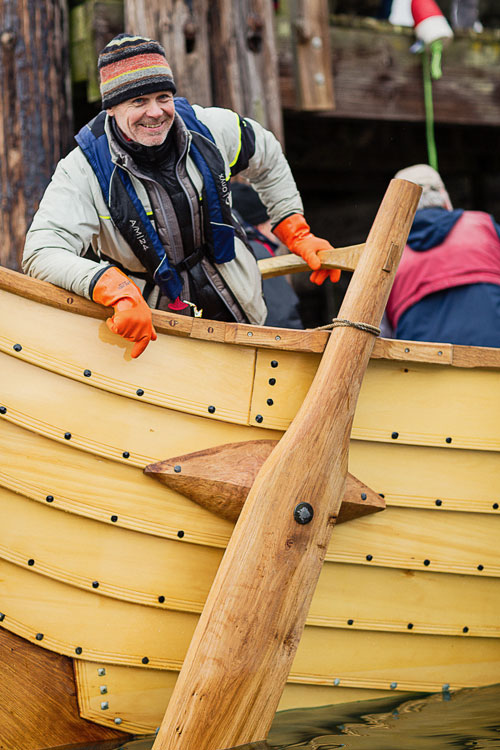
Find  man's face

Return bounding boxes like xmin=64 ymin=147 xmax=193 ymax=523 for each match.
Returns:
xmin=108 ymin=91 xmax=175 ymax=146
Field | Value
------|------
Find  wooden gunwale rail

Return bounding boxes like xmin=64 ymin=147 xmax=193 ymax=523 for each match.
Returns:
xmin=1 ymin=265 xmax=499 ymax=368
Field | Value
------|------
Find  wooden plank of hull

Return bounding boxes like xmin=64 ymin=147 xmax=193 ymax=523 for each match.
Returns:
xmin=3 ymin=268 xmax=500 ymax=366
xmin=2 ymin=489 xmax=499 ymax=635
xmin=0 ymin=418 xmax=236 ymax=547
xmin=354 ymin=358 xmax=500 ymax=452
xmin=0 ymin=487 xmax=222 ymax=614
xmin=0 ymin=290 xmax=258 ymax=425
xmin=327 ymin=506 xmax=500 ymax=576
xmin=249 ymin=350 xmax=500 ymax=451
xmin=74 ymin=661 xmax=402 ymax=735
xmin=72 ymin=616 xmax=500 ymax=736
xmin=144 ymin=440 xmax=385 ymax=524
xmin=350 ymin=440 xmax=500 ymax=515
xmin=0 ymin=559 xmax=196 ymax=670
xmin=1 ymin=413 xmax=499 ymax=568
xmin=0 ymin=628 xmax=127 ymax=750
xmin=2 ymin=548 xmax=500 ymax=677
xmin=0 ymin=352 xmax=285 ymax=465
xmin=1 ymin=422 xmax=499 ymax=576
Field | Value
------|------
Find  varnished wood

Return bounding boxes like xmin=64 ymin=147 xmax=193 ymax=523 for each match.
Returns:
xmin=3 ymin=554 xmax=499 ymax=700
xmin=257 ymin=243 xmax=364 ymax=279
xmin=42 ymin=740 xmax=130 ymax=750
xmin=0 ymin=182 xmax=499 ymax=744
xmin=74 ymin=616 xmax=500 ymax=734
xmin=144 ymin=440 xmax=385 ymax=523
xmin=0 ymin=627 xmax=127 ymax=750
xmin=4 ymin=266 xmax=500 ymax=367
xmin=2 ymin=267 xmax=500 ymax=366
xmin=152 ymin=179 xmax=422 ymax=749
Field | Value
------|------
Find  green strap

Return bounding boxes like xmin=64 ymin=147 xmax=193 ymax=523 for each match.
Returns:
xmin=421 ymin=40 xmax=443 ymax=172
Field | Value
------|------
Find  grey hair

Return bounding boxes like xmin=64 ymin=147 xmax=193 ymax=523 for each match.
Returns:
xmin=417 ymin=187 xmax=451 ymax=210
xmin=395 ymin=164 xmax=453 ymax=211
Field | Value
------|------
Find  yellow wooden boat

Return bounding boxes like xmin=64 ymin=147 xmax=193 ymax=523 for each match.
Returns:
xmin=1 ymin=239 xmax=500 ymax=747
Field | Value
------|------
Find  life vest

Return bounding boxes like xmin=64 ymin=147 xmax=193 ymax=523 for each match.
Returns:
xmin=387 ymin=211 xmax=500 ymax=328
xmin=75 ymin=98 xmax=236 ymax=302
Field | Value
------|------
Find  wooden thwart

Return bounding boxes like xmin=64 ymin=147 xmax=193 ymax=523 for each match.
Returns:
xmin=145 ymin=440 xmax=385 ymax=524
xmin=152 ymin=179 xmax=421 ymax=750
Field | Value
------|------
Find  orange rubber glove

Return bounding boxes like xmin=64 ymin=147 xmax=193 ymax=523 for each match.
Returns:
xmin=92 ymin=267 xmax=157 ymax=358
xmin=273 ymin=214 xmax=341 ymax=285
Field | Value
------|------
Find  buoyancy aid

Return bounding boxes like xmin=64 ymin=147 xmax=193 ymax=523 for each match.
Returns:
xmin=387 ymin=210 xmax=500 ymax=328
xmin=75 ymin=98 xmax=237 ymax=303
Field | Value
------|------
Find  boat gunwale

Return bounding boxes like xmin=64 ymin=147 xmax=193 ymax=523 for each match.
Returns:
xmin=2 ymin=266 xmax=500 ymax=368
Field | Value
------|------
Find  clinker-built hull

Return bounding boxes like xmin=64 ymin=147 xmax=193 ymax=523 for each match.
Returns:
xmin=0 ymin=266 xmax=499 ymax=748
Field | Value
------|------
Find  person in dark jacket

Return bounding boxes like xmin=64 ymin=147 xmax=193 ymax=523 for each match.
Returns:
xmin=231 ymin=182 xmax=304 ymax=329
xmin=385 ymin=164 xmax=500 ymax=347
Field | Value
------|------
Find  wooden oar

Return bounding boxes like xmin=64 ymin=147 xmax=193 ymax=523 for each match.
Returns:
xmin=152 ymin=178 xmax=421 ymax=750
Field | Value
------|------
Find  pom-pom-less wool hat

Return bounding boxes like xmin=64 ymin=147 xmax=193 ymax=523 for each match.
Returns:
xmin=98 ymin=33 xmax=176 ymax=109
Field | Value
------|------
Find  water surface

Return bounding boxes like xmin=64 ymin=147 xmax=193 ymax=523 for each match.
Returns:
xmin=59 ymin=683 xmax=500 ymax=750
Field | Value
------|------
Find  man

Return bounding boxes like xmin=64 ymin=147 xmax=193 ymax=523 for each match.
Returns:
xmin=231 ymin=181 xmax=303 ymax=329
xmin=386 ymin=164 xmax=500 ymax=346
xmin=23 ymin=34 xmax=338 ymax=358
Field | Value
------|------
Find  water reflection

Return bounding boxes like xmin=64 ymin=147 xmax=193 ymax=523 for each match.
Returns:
xmin=267 ymin=684 xmax=500 ymax=749
xmin=69 ymin=683 xmax=500 ymax=750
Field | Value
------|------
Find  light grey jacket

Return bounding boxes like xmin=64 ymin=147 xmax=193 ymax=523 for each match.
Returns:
xmin=23 ymin=104 xmax=303 ymax=324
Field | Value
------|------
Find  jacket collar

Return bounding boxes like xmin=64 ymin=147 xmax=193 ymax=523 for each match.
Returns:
xmin=105 ymin=111 xmax=191 ymax=173
xmin=408 ymin=208 xmax=464 ymax=251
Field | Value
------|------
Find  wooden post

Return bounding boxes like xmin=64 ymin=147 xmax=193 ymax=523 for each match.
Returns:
xmin=0 ymin=0 xmax=73 ymax=270
xmin=151 ymin=178 xmax=422 ymax=750
xmin=290 ymin=0 xmax=335 ymax=111
xmin=126 ymin=0 xmax=284 ymax=143
xmin=71 ymin=0 xmax=125 ymax=105
xmin=208 ymin=0 xmax=284 ymax=143
xmin=124 ymin=0 xmax=213 ymax=107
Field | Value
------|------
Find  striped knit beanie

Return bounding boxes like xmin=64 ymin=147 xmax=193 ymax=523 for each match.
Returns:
xmin=98 ymin=34 xmax=176 ymax=109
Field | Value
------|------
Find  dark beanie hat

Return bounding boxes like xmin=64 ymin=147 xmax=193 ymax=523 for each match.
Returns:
xmin=98 ymin=33 xmax=176 ymax=109
xmin=231 ymin=182 xmax=269 ymax=225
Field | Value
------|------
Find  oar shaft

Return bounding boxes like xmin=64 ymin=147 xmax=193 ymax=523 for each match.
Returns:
xmin=153 ymin=179 xmax=421 ymax=750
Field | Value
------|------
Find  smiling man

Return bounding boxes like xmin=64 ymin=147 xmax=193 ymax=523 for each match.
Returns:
xmin=23 ymin=34 xmax=339 ymax=357
xmin=109 ymin=91 xmax=176 ymax=146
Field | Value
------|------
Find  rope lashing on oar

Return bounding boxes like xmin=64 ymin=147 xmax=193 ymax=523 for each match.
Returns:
xmin=314 ymin=318 xmax=381 ymax=335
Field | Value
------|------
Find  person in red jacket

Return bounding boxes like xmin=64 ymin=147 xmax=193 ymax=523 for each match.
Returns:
xmin=386 ymin=164 xmax=500 ymax=347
